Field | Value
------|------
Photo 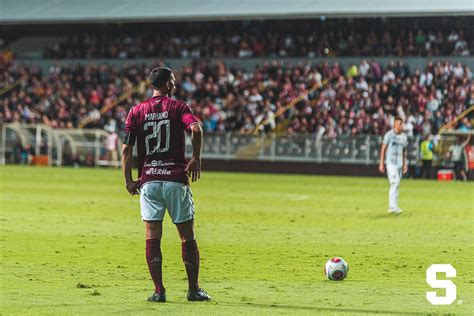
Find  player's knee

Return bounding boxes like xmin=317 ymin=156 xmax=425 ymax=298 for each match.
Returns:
xmin=389 ymin=179 xmax=400 ymax=186
xmin=179 ymin=233 xmax=195 ymax=243
xmin=147 ymin=231 xmax=162 ymax=240
xmin=176 ymin=219 xmax=195 ymax=242
xmin=145 ymin=221 xmax=163 ymax=240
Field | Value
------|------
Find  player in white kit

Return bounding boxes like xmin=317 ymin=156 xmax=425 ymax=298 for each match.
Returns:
xmin=379 ymin=117 xmax=408 ymax=214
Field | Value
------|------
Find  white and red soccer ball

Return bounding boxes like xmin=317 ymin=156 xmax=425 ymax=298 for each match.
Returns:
xmin=325 ymin=257 xmax=348 ymax=281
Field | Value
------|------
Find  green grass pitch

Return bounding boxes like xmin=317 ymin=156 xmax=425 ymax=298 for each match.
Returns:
xmin=1 ymin=166 xmax=473 ymax=315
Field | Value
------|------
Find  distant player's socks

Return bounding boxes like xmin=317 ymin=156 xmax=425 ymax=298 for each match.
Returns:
xmin=181 ymin=240 xmax=200 ymax=291
xmin=187 ymin=288 xmax=211 ymax=301
xmin=146 ymin=239 xmax=165 ymax=294
xmin=147 ymin=291 xmax=166 ymax=303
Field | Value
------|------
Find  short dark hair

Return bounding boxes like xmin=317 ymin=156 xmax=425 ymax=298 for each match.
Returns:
xmin=149 ymin=67 xmax=173 ymax=89
xmin=394 ymin=116 xmax=403 ymax=122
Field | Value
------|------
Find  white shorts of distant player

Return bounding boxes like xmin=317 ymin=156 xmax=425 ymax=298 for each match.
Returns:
xmin=386 ymin=164 xmax=402 ymax=211
xmin=140 ymin=181 xmax=194 ymax=224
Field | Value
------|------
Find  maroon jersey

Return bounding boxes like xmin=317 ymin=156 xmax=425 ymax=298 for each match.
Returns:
xmin=125 ymin=95 xmax=198 ymax=185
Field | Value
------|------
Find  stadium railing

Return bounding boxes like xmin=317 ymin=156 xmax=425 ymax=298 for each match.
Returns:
xmin=0 ymin=123 xmax=116 ymax=167
xmin=2 ymin=123 xmax=419 ymax=166
xmin=190 ymin=133 xmax=419 ymax=165
xmin=3 ymin=124 xmax=472 ymax=170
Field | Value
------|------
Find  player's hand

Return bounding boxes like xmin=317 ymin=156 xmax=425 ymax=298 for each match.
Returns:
xmin=378 ymin=163 xmax=385 ymax=174
xmin=403 ymin=164 xmax=408 ymax=175
xmin=126 ymin=180 xmax=140 ymax=195
xmin=185 ymin=156 xmax=201 ymax=182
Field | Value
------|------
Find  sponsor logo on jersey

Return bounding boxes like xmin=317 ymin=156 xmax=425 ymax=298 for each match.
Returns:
xmin=145 ymin=168 xmax=172 ymax=176
xmin=144 ymin=160 xmax=176 ymax=167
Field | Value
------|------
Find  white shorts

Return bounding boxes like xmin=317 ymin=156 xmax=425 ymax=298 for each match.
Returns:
xmin=140 ymin=181 xmax=195 ymax=224
xmin=386 ymin=164 xmax=402 ymax=184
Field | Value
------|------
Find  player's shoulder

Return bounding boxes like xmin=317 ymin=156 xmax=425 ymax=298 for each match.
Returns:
xmin=165 ymin=97 xmax=191 ymax=113
xmin=400 ymin=132 xmax=408 ymax=145
xmin=135 ymin=96 xmax=167 ymax=113
xmin=384 ymin=129 xmax=394 ymax=138
xmin=129 ymin=98 xmax=151 ymax=113
xmin=167 ymin=96 xmax=189 ymax=108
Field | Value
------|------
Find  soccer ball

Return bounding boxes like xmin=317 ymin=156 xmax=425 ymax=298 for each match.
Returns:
xmin=325 ymin=257 xmax=348 ymax=281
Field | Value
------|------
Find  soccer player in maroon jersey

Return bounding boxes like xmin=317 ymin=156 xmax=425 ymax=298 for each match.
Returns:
xmin=121 ymin=67 xmax=211 ymax=302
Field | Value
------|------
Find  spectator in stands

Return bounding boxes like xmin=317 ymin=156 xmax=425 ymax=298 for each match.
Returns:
xmin=40 ymin=18 xmax=472 ymax=59
xmin=420 ymin=135 xmax=435 ymax=179
xmin=1 ymin=58 xmax=472 ymax=139
xmin=449 ymin=135 xmax=471 ymax=181
xmin=104 ymin=117 xmax=119 ymax=168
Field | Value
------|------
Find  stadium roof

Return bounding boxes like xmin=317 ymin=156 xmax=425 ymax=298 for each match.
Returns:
xmin=1 ymin=0 xmax=473 ymax=24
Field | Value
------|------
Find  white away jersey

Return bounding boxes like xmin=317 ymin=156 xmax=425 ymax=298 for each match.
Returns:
xmin=383 ymin=130 xmax=408 ymax=167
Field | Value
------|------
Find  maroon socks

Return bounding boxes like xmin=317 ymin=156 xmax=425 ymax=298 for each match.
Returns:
xmin=181 ymin=240 xmax=200 ymax=291
xmin=146 ymin=239 xmax=200 ymax=293
xmin=146 ymin=239 xmax=165 ymax=294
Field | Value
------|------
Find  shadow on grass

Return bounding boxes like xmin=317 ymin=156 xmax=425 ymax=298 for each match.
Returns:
xmin=370 ymin=213 xmax=407 ymax=220
xmin=210 ymin=301 xmax=426 ymax=315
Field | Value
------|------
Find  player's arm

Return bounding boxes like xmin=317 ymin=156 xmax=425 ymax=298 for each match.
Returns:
xmin=121 ymin=142 xmax=139 ymax=195
xmin=122 ymin=110 xmax=140 ymax=195
xmin=379 ymin=143 xmax=387 ymax=173
xmin=447 ymin=145 xmax=453 ymax=159
xmin=185 ymin=123 xmax=203 ymax=182
xmin=461 ymin=134 xmax=471 ymax=148
xmin=402 ymin=147 xmax=408 ymax=174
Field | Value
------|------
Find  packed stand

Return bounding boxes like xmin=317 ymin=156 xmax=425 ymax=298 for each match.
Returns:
xmin=1 ymin=57 xmax=472 ymax=138
xmin=40 ymin=18 xmax=472 ymax=59
xmin=284 ymin=60 xmax=472 ymax=137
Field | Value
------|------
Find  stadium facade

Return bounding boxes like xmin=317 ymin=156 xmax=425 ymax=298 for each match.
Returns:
xmin=1 ymin=0 xmax=473 ymax=23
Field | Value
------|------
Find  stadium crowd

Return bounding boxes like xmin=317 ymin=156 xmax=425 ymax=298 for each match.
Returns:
xmin=1 ymin=57 xmax=472 ymax=137
xmin=42 ymin=18 xmax=471 ymax=59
